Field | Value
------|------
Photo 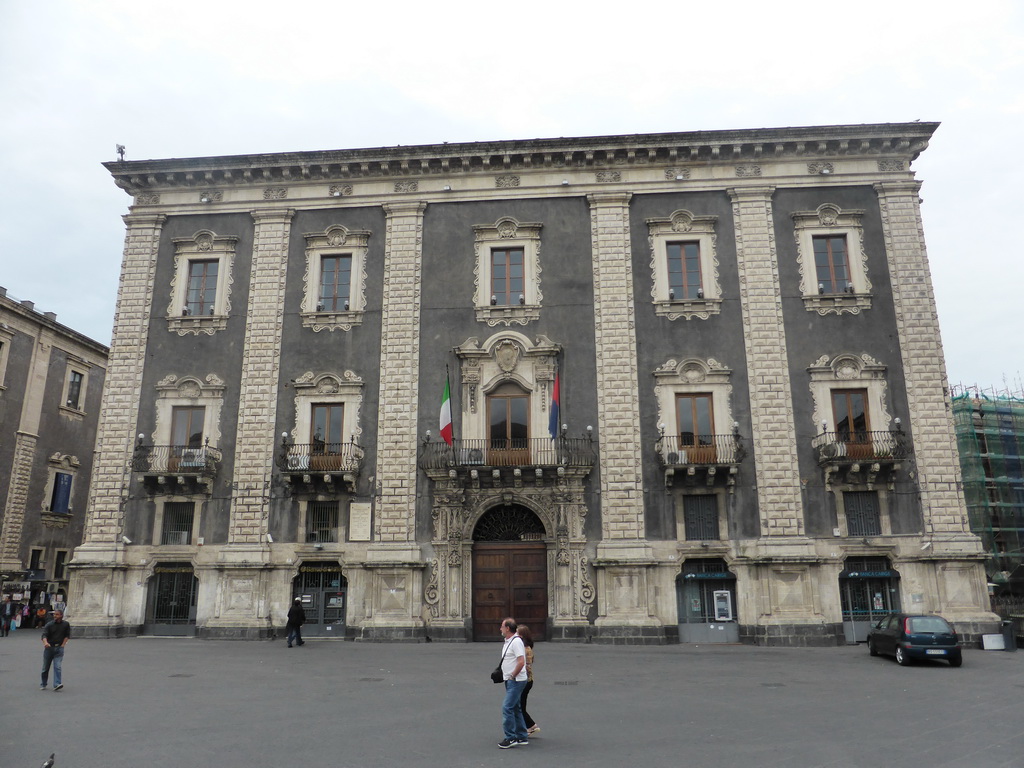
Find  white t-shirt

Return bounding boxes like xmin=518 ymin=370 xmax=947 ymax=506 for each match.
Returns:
xmin=500 ymin=635 xmax=528 ymax=681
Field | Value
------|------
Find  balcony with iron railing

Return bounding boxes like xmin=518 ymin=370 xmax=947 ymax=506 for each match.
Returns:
xmin=810 ymin=428 xmax=912 ymax=486
xmin=419 ymin=436 xmax=596 ymax=475
xmin=276 ymin=435 xmax=365 ymax=491
xmin=654 ymin=430 xmax=745 ymax=487
xmin=131 ymin=437 xmax=222 ymax=491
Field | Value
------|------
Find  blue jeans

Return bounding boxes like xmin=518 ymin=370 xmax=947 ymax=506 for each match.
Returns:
xmin=41 ymin=646 xmax=64 ymax=687
xmin=287 ymin=626 xmax=304 ymax=646
xmin=502 ymin=679 xmax=528 ymax=741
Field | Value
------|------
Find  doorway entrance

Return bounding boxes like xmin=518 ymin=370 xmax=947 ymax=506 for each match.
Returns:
xmin=839 ymin=556 xmax=900 ymax=643
xmin=471 ymin=504 xmax=547 ymax=641
xmin=676 ymin=558 xmax=739 ymax=643
xmin=292 ymin=562 xmax=347 ymax=638
xmin=144 ymin=562 xmax=198 ymax=636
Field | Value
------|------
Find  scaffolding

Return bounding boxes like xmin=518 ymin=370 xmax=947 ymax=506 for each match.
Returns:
xmin=951 ymin=385 xmax=1024 ymax=597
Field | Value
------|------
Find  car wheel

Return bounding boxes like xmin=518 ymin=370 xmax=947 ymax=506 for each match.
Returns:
xmin=895 ymin=646 xmax=911 ymax=666
xmin=868 ymin=640 xmax=878 ymax=657
xmin=949 ymin=656 xmax=963 ymax=668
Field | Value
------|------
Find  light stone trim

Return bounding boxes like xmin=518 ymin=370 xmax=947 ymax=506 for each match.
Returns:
xmin=729 ymin=187 xmax=802 ymax=536
xmin=167 ymin=230 xmax=238 ymax=335
xmin=792 ymin=204 xmax=872 ymax=316
xmin=152 ymin=373 xmax=226 ymax=450
xmin=875 ymin=181 xmax=969 ymax=536
xmin=300 ymin=225 xmax=371 ymax=332
xmin=472 ymin=216 xmax=543 ymax=326
xmin=646 ymin=209 xmax=722 ymax=320
xmin=453 ymin=332 xmax=559 ymax=435
xmin=807 ymin=353 xmax=892 ymax=433
xmin=587 ymin=192 xmax=645 ymax=540
xmin=0 ymin=432 xmax=37 ymax=569
xmin=290 ymin=370 xmax=364 ymax=445
xmin=227 ymin=209 xmax=294 ymax=544
xmin=375 ymin=202 xmax=427 ymax=542
xmin=81 ymin=213 xmax=166 ymax=547
xmin=653 ymin=358 xmax=734 ymax=462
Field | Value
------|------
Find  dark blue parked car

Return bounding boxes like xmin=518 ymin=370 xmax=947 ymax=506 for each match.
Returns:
xmin=867 ymin=613 xmax=963 ymax=667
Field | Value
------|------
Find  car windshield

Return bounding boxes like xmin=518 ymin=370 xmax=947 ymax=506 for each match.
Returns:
xmin=907 ymin=617 xmax=952 ymax=633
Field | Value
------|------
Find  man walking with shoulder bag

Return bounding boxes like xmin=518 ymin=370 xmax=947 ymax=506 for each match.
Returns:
xmin=497 ymin=617 xmax=529 ymax=749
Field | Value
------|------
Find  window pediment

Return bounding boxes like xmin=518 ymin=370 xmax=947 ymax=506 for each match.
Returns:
xmin=167 ymin=230 xmax=237 ymax=335
xmin=472 ymin=217 xmax=543 ymax=326
xmin=792 ymin=204 xmax=872 ymax=315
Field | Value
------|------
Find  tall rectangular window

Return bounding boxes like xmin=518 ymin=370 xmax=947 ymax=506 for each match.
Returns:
xmin=307 ymin=501 xmax=340 ymax=543
xmin=50 ymin=472 xmax=73 ymax=514
xmin=66 ymin=370 xmax=84 ymax=409
xmin=311 ymin=403 xmax=345 ymax=447
xmin=832 ymin=389 xmax=869 ymax=439
xmin=171 ymin=406 xmax=205 ymax=448
xmin=491 ymin=248 xmax=525 ymax=306
xmin=162 ymin=501 xmax=195 ymax=545
xmin=53 ymin=551 xmax=69 ymax=580
xmin=676 ymin=393 xmax=714 ymax=445
xmin=29 ymin=548 xmax=44 ymax=572
xmin=813 ymin=235 xmax=851 ymax=294
xmin=318 ymin=255 xmax=352 ymax=312
xmin=667 ymin=242 xmax=703 ymax=300
xmin=683 ymin=495 xmax=718 ymax=540
xmin=845 ymin=491 xmax=882 ymax=536
xmin=186 ymin=259 xmax=219 ymax=316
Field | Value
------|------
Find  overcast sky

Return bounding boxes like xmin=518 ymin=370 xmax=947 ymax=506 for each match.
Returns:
xmin=1 ymin=1 xmax=1021 ymax=392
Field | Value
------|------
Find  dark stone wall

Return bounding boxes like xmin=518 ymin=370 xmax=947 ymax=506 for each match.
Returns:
xmin=129 ymin=213 xmax=255 ymax=546
xmin=629 ymin=191 xmax=759 ymax=541
xmin=772 ymin=186 xmax=920 ymax=537
xmin=418 ymin=197 xmax=601 ymax=542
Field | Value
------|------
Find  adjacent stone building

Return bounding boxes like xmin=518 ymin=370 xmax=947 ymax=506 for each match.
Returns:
xmin=0 ymin=287 xmax=108 ymax=608
xmin=70 ymin=123 xmax=998 ymax=643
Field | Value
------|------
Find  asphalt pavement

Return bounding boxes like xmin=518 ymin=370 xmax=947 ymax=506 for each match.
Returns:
xmin=1 ymin=629 xmax=1022 ymax=768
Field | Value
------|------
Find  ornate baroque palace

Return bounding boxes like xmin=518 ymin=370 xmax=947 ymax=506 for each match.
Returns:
xmin=70 ymin=123 xmax=998 ymax=644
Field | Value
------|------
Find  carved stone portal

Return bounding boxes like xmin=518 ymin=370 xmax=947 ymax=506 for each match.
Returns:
xmin=423 ymin=468 xmax=594 ymax=637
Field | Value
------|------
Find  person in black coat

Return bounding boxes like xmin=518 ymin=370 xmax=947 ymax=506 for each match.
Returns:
xmin=286 ymin=598 xmax=306 ymax=648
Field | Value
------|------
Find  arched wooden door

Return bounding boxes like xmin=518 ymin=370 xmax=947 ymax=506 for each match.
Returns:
xmin=471 ymin=504 xmax=547 ymax=641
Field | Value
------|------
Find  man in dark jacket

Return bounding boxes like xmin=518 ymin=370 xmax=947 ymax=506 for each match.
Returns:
xmin=286 ymin=598 xmax=306 ymax=648
xmin=41 ymin=610 xmax=71 ymax=690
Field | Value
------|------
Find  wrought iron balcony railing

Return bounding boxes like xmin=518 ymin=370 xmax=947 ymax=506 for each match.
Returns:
xmin=131 ymin=443 xmax=222 ymax=477
xmin=655 ymin=434 xmax=745 ymax=466
xmin=810 ymin=430 xmax=912 ymax=464
xmin=420 ymin=437 xmax=595 ymax=471
xmin=276 ymin=442 xmax=365 ymax=473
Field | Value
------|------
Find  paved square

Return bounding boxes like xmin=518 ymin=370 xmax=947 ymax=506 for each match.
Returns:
xmin=2 ymin=632 xmax=1022 ymax=767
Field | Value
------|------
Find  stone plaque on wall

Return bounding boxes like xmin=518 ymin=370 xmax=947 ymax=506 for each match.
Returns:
xmin=349 ymin=502 xmax=372 ymax=541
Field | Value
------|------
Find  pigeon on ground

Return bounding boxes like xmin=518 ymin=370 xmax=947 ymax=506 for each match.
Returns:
xmin=41 ymin=754 xmax=55 ymax=768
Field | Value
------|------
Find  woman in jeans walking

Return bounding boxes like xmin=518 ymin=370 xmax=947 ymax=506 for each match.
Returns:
xmin=517 ymin=625 xmax=540 ymax=735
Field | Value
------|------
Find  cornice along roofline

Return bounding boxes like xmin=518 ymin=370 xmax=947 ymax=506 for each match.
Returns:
xmin=105 ymin=122 xmax=939 ymax=194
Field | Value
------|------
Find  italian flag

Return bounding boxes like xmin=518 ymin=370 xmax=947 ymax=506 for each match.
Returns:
xmin=439 ymin=375 xmax=453 ymax=445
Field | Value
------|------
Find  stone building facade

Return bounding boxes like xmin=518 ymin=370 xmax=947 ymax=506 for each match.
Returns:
xmin=70 ymin=124 xmax=998 ymax=643
xmin=0 ymin=287 xmax=108 ymax=606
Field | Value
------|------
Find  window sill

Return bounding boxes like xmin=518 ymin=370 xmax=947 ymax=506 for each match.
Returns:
xmin=654 ymin=298 xmax=722 ymax=321
xmin=802 ymin=293 xmax=872 ymax=316
xmin=475 ymin=305 xmax=540 ymax=327
xmin=168 ymin=314 xmax=228 ymax=336
xmin=41 ymin=512 xmax=73 ymax=529
xmin=58 ymin=405 xmax=85 ymax=420
xmin=301 ymin=310 xmax=364 ymax=332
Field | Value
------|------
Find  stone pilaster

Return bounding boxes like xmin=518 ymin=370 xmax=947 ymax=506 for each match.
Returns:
xmin=875 ymin=182 xmax=973 ymax=539
xmin=729 ymin=187 xmax=803 ymax=537
xmin=226 ymin=209 xmax=293 ymax=545
xmin=374 ymin=202 xmax=426 ymax=545
xmin=587 ymin=192 xmax=660 ymax=640
xmin=0 ymin=433 xmax=37 ymax=570
xmin=359 ymin=201 xmax=427 ymax=640
xmin=70 ymin=212 xmax=165 ymax=635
